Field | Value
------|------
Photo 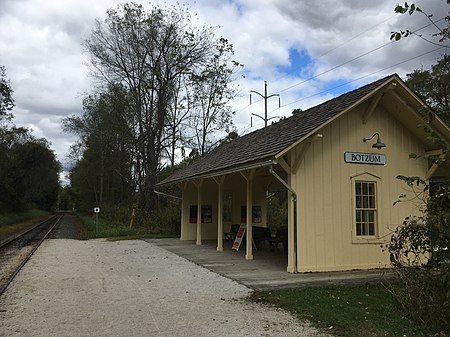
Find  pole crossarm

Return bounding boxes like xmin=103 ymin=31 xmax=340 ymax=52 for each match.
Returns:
xmin=250 ymin=81 xmax=281 ymax=127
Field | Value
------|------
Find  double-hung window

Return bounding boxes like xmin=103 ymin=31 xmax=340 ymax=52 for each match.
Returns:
xmin=355 ymin=181 xmax=377 ymax=236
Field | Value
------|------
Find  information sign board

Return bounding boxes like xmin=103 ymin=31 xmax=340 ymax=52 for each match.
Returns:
xmin=232 ymin=224 xmax=246 ymax=251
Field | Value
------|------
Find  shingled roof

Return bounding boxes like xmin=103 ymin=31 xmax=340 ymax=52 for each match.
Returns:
xmin=158 ymin=74 xmax=398 ymax=185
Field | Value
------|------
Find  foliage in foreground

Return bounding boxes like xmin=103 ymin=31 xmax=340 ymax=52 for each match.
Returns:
xmin=76 ymin=200 xmax=181 ymax=239
xmin=389 ymin=6 xmax=450 ymax=330
xmin=252 ymin=284 xmax=429 ymax=337
xmin=388 ymin=175 xmax=450 ymax=334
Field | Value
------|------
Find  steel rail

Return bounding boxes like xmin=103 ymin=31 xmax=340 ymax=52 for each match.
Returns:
xmin=0 ymin=214 xmax=59 ymax=250
xmin=0 ymin=214 xmax=64 ymax=297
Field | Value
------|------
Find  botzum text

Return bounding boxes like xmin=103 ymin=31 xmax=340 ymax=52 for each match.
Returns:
xmin=344 ymin=152 xmax=386 ymax=165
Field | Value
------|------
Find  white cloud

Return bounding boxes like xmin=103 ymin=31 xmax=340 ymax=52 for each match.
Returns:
xmin=0 ymin=0 xmax=448 ymax=168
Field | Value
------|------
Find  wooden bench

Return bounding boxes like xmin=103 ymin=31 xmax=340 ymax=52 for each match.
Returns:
xmin=268 ymin=227 xmax=288 ymax=254
xmin=224 ymin=224 xmax=240 ymax=241
xmin=252 ymin=226 xmax=272 ymax=246
xmin=225 ymin=225 xmax=282 ymax=251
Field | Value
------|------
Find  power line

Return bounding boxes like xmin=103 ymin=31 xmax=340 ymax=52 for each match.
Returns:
xmin=238 ymin=39 xmax=447 ymax=125
xmin=276 ymin=17 xmax=446 ymax=95
xmin=278 ymin=45 xmax=448 ymax=110
xmin=270 ymin=9 xmax=405 ymax=85
xmin=238 ymin=8 xmax=445 ymax=127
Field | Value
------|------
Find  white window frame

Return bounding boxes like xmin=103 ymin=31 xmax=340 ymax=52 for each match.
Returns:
xmin=351 ymin=172 xmax=380 ymax=242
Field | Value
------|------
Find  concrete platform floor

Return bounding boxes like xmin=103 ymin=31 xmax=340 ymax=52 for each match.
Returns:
xmin=145 ymin=238 xmax=394 ymax=291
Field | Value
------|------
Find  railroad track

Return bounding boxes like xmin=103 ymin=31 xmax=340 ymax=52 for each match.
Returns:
xmin=0 ymin=213 xmax=64 ymax=296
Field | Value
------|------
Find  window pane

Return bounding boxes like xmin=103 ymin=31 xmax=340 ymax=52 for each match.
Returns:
xmin=362 ymin=182 xmax=368 ymax=195
xmin=356 ymin=210 xmax=362 ymax=222
xmin=364 ymin=210 xmax=369 ymax=224
xmin=370 ymin=182 xmax=374 ymax=193
xmin=369 ymin=223 xmax=375 ymax=235
xmin=355 ymin=181 xmax=377 ymax=236
xmin=356 ymin=196 xmax=362 ymax=208
xmin=368 ymin=195 xmax=375 ymax=208
xmin=356 ymin=182 xmax=361 ymax=195
xmin=363 ymin=195 xmax=368 ymax=208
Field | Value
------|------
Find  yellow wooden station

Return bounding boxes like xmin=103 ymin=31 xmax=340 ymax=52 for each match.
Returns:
xmin=158 ymin=74 xmax=450 ymax=273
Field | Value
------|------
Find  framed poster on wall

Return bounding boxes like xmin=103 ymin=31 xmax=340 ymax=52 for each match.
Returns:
xmin=189 ymin=205 xmax=212 ymax=223
xmin=240 ymin=206 xmax=262 ymax=223
xmin=223 ymin=192 xmax=233 ymax=222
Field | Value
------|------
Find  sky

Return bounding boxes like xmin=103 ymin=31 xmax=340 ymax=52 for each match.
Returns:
xmin=0 ymin=0 xmax=449 ymax=183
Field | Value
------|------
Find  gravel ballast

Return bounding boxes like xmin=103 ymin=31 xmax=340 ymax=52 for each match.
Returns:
xmin=0 ymin=239 xmax=327 ymax=337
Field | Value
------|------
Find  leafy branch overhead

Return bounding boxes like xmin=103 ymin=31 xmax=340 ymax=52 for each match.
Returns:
xmin=390 ymin=1 xmax=450 ymax=44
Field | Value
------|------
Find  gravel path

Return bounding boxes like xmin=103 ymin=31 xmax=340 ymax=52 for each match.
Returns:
xmin=0 ymin=239 xmax=328 ymax=337
xmin=49 ymin=213 xmax=83 ymax=240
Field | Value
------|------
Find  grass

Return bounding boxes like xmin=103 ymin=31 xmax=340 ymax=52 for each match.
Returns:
xmin=251 ymin=284 xmax=430 ymax=337
xmin=0 ymin=209 xmax=50 ymax=239
xmin=77 ymin=213 xmax=179 ymax=240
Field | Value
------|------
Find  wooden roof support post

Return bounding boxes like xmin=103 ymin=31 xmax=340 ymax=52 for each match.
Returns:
xmin=362 ymin=82 xmax=396 ymax=124
xmin=287 ymin=167 xmax=297 ymax=273
xmin=180 ymin=182 xmax=188 ymax=240
xmin=214 ymin=176 xmax=226 ymax=252
xmin=269 ymin=162 xmax=298 ymax=274
xmin=241 ymin=169 xmax=256 ymax=260
xmin=193 ymin=179 xmax=204 ymax=246
xmin=362 ymin=93 xmax=382 ymax=124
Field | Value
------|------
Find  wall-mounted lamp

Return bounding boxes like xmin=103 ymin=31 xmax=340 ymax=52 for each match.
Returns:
xmin=363 ymin=132 xmax=386 ymax=150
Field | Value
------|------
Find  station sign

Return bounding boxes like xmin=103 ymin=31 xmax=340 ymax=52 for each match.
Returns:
xmin=344 ymin=152 xmax=386 ymax=165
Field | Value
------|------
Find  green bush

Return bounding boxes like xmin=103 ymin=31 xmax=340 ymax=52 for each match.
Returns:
xmin=0 ymin=209 xmax=49 ymax=226
xmin=267 ymin=190 xmax=288 ymax=232
xmin=388 ymin=175 xmax=450 ymax=334
xmin=76 ymin=199 xmax=181 ymax=239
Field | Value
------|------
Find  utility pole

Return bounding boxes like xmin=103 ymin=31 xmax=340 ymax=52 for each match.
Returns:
xmin=250 ymin=81 xmax=281 ymax=127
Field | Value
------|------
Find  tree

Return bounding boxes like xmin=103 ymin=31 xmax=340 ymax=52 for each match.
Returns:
xmin=0 ymin=65 xmax=60 ymax=213
xmin=84 ymin=3 xmax=217 ymax=210
xmin=160 ymin=76 xmax=191 ymax=167
xmin=187 ymin=38 xmax=241 ymax=155
xmin=0 ymin=127 xmax=30 ymax=211
xmin=82 ymin=3 xmax=238 ymax=210
xmin=0 ymin=128 xmax=60 ymax=212
xmin=13 ymin=139 xmax=60 ymax=210
xmin=0 ymin=66 xmax=14 ymax=121
xmin=63 ymin=83 xmax=134 ymax=207
xmin=405 ymin=56 xmax=450 ymax=124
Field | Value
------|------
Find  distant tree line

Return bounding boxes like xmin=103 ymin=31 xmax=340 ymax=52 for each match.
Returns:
xmin=0 ymin=66 xmax=60 ymax=213
xmin=64 ymin=3 xmax=241 ymax=214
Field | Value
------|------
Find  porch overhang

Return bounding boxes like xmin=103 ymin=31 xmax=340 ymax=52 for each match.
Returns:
xmin=156 ymin=158 xmax=277 ymax=186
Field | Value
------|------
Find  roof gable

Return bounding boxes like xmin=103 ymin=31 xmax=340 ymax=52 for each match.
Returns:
xmin=158 ymin=74 xmax=403 ymax=185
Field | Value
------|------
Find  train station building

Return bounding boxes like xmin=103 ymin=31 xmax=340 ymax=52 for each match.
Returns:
xmin=157 ymin=74 xmax=450 ymax=273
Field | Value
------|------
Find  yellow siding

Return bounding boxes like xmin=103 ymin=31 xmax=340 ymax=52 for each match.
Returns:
xmin=180 ymin=173 xmax=268 ymax=240
xmin=181 ymin=180 xmax=218 ymax=240
xmin=295 ymin=103 xmax=427 ymax=272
